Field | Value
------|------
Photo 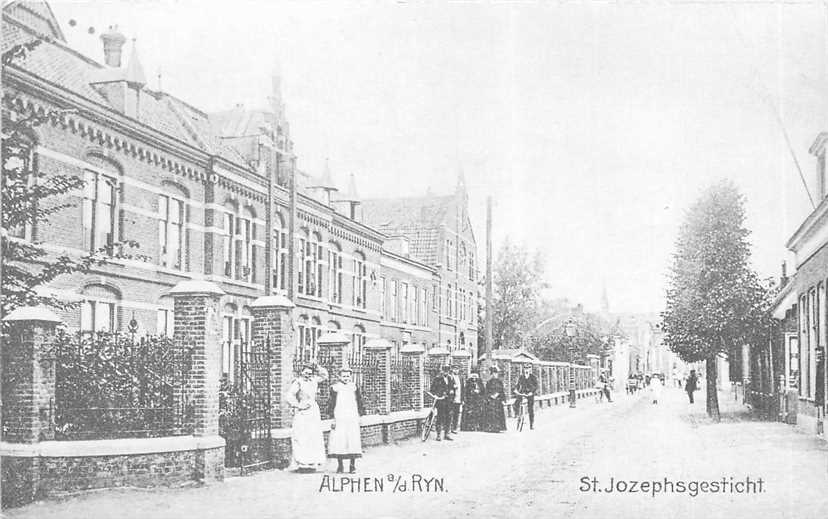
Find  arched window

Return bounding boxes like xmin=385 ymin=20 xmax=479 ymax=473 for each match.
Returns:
xmin=351 ymin=324 xmax=366 ymax=361
xmin=459 ymin=242 xmax=467 ymax=275
xmin=298 ymin=229 xmax=322 ymax=297
xmin=272 ymin=213 xmax=287 ymax=292
xmin=328 ymin=241 xmax=343 ymax=303
xmin=80 ymin=283 xmax=120 ymax=332
xmin=352 ymin=251 xmax=367 ymax=309
xmin=223 ymin=203 xmax=256 ymax=282
xmin=469 ymin=252 xmax=475 ymax=282
xmin=158 ymin=182 xmax=188 ymax=270
xmin=82 ymin=154 xmax=121 ymax=252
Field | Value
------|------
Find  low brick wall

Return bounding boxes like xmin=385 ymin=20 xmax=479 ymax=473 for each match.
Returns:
xmin=1 ymin=436 xmax=225 ymax=507
xmin=271 ymin=411 xmax=428 ymax=467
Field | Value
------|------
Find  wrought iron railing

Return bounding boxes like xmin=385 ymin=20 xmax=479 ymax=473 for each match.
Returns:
xmin=48 ymin=331 xmax=194 ymax=441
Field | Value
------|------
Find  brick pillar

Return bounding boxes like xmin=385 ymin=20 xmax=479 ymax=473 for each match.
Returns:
xmin=1 ymin=307 xmax=62 ymax=507
xmin=316 ymin=331 xmax=350 ymax=420
xmin=400 ymin=344 xmax=425 ymax=410
xmin=250 ymin=295 xmax=294 ymax=429
xmin=363 ymin=339 xmax=391 ymax=415
xmin=169 ymin=280 xmax=225 ymax=482
xmin=425 ymin=347 xmax=450 ymax=406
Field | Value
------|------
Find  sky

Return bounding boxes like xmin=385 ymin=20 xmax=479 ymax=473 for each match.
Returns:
xmin=43 ymin=0 xmax=828 ymax=314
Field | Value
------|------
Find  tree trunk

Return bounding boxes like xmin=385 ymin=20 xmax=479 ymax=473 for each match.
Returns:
xmin=706 ymin=357 xmax=720 ymax=422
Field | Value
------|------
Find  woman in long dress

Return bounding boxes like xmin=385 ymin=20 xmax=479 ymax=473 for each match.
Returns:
xmin=328 ymin=368 xmax=365 ymax=473
xmin=461 ymin=370 xmax=485 ymax=431
xmin=285 ymin=362 xmax=328 ymax=472
xmin=483 ymin=366 xmax=507 ymax=432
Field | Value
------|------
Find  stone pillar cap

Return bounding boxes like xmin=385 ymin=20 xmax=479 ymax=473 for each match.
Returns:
xmin=450 ymin=349 xmax=472 ymax=357
xmin=363 ymin=338 xmax=392 ymax=350
xmin=251 ymin=295 xmax=295 ymax=309
xmin=168 ymin=280 xmax=225 ymax=296
xmin=427 ymin=346 xmax=450 ymax=356
xmin=3 ymin=306 xmax=62 ymax=324
xmin=317 ymin=331 xmax=351 ymax=346
xmin=400 ymin=343 xmax=425 ymax=354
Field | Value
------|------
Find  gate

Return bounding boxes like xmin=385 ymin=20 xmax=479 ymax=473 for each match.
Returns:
xmin=219 ymin=338 xmax=272 ymax=473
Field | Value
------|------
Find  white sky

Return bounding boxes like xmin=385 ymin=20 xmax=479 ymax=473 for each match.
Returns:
xmin=46 ymin=0 xmax=828 ymax=314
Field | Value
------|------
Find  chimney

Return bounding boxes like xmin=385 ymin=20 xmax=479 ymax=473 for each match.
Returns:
xmin=100 ymin=26 xmax=127 ymax=67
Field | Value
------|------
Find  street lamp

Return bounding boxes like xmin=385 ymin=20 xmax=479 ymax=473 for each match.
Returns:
xmin=565 ymin=318 xmax=577 ymax=408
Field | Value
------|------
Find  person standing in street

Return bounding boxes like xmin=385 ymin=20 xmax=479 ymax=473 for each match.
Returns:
xmin=483 ymin=366 xmax=507 ymax=432
xmin=599 ymin=372 xmax=613 ymax=402
xmin=685 ymin=369 xmax=699 ymax=403
xmin=650 ymin=374 xmax=663 ymax=404
xmin=285 ymin=362 xmax=329 ymax=472
xmin=513 ymin=365 xmax=538 ymax=429
xmin=450 ymin=365 xmax=465 ymax=434
xmin=461 ymin=370 xmax=485 ymax=431
xmin=328 ymin=368 xmax=365 ymax=473
xmin=429 ymin=365 xmax=456 ymax=441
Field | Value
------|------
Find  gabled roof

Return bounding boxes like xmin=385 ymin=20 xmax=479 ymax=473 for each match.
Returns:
xmin=361 ymin=195 xmax=454 ymax=266
xmin=4 ymin=0 xmax=65 ymax=42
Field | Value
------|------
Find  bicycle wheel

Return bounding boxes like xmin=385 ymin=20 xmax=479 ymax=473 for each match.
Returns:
xmin=421 ymin=410 xmax=435 ymax=441
xmin=516 ymin=412 xmax=525 ymax=432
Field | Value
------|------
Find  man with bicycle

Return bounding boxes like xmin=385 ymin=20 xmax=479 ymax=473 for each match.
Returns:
xmin=429 ymin=364 xmax=457 ymax=441
xmin=514 ymin=364 xmax=538 ymax=430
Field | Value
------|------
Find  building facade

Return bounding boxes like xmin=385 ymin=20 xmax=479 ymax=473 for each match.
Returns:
xmin=1 ymin=1 xmax=476 ymax=370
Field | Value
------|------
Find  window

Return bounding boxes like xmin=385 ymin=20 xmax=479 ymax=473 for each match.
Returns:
xmin=158 ymin=194 xmax=185 ymax=270
xmin=379 ymin=277 xmax=386 ymax=319
xmin=469 ymin=252 xmax=475 ymax=281
xmin=351 ymin=325 xmax=366 ymax=362
xmin=460 ymin=288 xmax=465 ymax=321
xmin=156 ymin=308 xmax=174 ymax=336
xmin=433 ymin=283 xmax=438 ymax=311
xmin=801 ymin=294 xmax=811 ymax=398
xmin=83 ymin=170 xmax=116 ymax=251
xmin=391 ymin=280 xmax=398 ymax=321
xmin=272 ymin=215 xmax=288 ymax=292
xmin=223 ymin=213 xmax=234 ymax=277
xmin=328 ymin=243 xmax=343 ymax=303
xmin=80 ymin=300 xmax=115 ymax=332
xmin=300 ymin=232 xmax=322 ymax=297
xmin=421 ymin=287 xmax=428 ymax=326
xmin=446 ymin=284 xmax=453 ymax=318
xmin=402 ymin=282 xmax=409 ymax=323
xmin=459 ymin=243 xmax=467 ymax=274
xmin=811 ymin=287 xmax=820 ymax=400
xmin=4 ymin=134 xmax=35 ymax=239
xmin=352 ymin=252 xmax=367 ymax=308
xmin=445 ymin=239 xmax=454 ymax=270
xmin=413 ymin=286 xmax=419 ymax=325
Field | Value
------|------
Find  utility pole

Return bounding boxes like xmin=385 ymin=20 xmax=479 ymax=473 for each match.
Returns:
xmin=485 ymin=196 xmax=493 ymax=372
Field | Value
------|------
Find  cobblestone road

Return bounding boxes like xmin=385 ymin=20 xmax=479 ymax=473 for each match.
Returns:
xmin=7 ymin=387 xmax=828 ymax=519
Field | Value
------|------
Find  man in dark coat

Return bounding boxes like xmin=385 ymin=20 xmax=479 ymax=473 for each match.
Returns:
xmin=429 ymin=365 xmax=456 ymax=441
xmin=513 ymin=364 xmax=539 ymax=429
xmin=685 ymin=370 xmax=698 ymax=403
xmin=461 ymin=371 xmax=485 ymax=431
xmin=483 ymin=366 xmax=507 ymax=432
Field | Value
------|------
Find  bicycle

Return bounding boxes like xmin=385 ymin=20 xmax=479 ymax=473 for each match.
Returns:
xmin=514 ymin=392 xmax=530 ymax=432
xmin=421 ymin=392 xmax=444 ymax=441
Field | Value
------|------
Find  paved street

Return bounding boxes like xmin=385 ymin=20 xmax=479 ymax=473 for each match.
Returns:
xmin=7 ymin=388 xmax=828 ymax=519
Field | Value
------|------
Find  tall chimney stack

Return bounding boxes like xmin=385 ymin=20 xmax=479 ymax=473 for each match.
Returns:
xmin=100 ymin=25 xmax=126 ymax=67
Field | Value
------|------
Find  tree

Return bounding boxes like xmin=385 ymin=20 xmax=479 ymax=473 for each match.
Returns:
xmin=2 ymin=40 xmax=140 ymax=316
xmin=489 ymin=239 xmax=546 ymax=349
xmin=661 ymin=180 xmax=774 ymax=421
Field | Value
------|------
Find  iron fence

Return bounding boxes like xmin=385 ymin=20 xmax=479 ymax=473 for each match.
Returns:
xmin=48 ymin=331 xmax=193 ymax=441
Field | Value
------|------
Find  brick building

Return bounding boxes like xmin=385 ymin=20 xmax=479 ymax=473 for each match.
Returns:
xmin=1 ymin=0 xmax=474 ymax=369
xmin=362 ymin=176 xmax=479 ymax=358
xmin=768 ymin=129 xmax=828 ymax=434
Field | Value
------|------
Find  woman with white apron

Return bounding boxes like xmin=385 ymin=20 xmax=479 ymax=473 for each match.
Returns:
xmin=328 ymin=368 xmax=366 ymax=473
xmin=285 ymin=362 xmax=328 ymax=471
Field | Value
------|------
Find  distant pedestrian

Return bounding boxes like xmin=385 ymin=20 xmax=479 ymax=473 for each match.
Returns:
xmin=685 ymin=370 xmax=699 ymax=404
xmin=514 ymin=365 xmax=538 ymax=429
xmin=285 ymin=362 xmax=329 ymax=472
xmin=599 ymin=373 xmax=613 ymax=402
xmin=429 ymin=365 xmax=456 ymax=441
xmin=650 ymin=375 xmax=663 ymax=404
xmin=450 ymin=366 xmax=465 ymax=434
xmin=483 ymin=366 xmax=507 ymax=432
xmin=461 ymin=370 xmax=486 ymax=431
xmin=328 ymin=368 xmax=365 ymax=473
